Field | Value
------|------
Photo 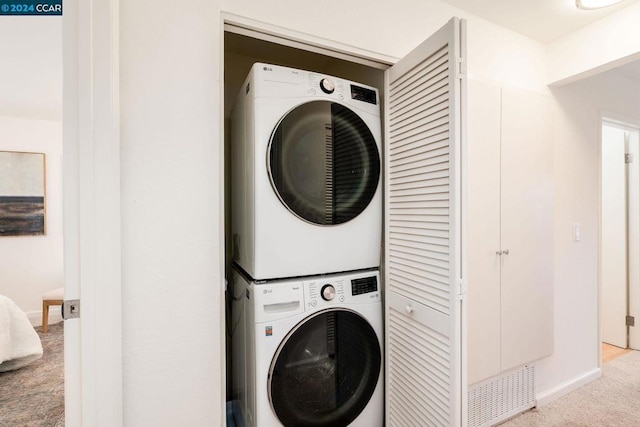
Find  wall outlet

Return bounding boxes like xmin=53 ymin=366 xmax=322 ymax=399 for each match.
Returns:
xmin=574 ymin=223 xmax=581 ymax=242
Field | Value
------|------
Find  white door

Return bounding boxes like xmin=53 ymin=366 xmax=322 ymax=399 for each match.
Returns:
xmin=499 ymin=88 xmax=554 ymax=371
xmin=385 ymin=17 xmax=466 ymax=426
xmin=63 ymin=0 xmax=123 ymax=425
xmin=466 ymin=78 xmax=501 ymax=385
xmin=601 ymin=124 xmax=628 ymax=349
xmin=628 ymin=129 xmax=640 ymax=350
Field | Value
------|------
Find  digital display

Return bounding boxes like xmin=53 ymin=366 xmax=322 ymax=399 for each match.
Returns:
xmin=351 ymin=276 xmax=378 ymax=296
xmin=350 ymin=84 xmax=377 ymax=105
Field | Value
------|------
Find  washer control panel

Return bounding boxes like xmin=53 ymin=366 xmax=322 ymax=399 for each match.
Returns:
xmin=306 ymin=279 xmax=346 ymax=308
xmin=304 ymin=271 xmax=380 ymax=309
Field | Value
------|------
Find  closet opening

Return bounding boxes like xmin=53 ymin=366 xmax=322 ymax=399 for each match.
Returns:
xmin=220 ymin=17 xmax=468 ymax=426
xmin=221 ymin=20 xmax=389 ymax=422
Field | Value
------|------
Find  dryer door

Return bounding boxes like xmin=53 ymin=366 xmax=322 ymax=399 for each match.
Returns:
xmin=268 ymin=101 xmax=380 ymax=225
xmin=268 ymin=308 xmax=381 ymax=426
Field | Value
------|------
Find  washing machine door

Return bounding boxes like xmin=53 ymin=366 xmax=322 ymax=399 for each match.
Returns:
xmin=268 ymin=101 xmax=380 ymax=225
xmin=268 ymin=308 xmax=381 ymax=427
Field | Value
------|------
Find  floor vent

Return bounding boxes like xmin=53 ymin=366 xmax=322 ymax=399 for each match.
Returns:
xmin=468 ymin=365 xmax=536 ymax=427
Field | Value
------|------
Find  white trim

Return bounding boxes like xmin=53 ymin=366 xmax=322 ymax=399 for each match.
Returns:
xmin=62 ymin=1 xmax=82 ymax=423
xmin=602 ymin=112 xmax=640 ymax=131
xmin=598 ymin=112 xmax=605 ymax=371
xmin=535 ymin=367 xmax=602 ymax=406
xmin=494 ymin=406 xmax=538 ymax=427
xmin=222 ymin=12 xmax=397 ymax=69
xmin=383 ymin=59 xmax=392 ymax=427
xmin=548 ymin=52 xmax=640 ymax=87
xmin=63 ymin=0 xmax=123 ymax=425
xmin=218 ymin=14 xmax=228 ymax=427
xmin=459 ymin=18 xmax=468 ymax=427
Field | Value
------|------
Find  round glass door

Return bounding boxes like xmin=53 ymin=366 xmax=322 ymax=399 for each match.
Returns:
xmin=268 ymin=309 xmax=381 ymax=426
xmin=268 ymin=101 xmax=380 ymax=225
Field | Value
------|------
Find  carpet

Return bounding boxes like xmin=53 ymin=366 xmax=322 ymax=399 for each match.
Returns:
xmin=0 ymin=322 xmax=64 ymax=427
xmin=500 ymin=350 xmax=640 ymax=426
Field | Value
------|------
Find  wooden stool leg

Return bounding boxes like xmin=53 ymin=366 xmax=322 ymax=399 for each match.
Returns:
xmin=42 ymin=301 xmax=49 ymax=333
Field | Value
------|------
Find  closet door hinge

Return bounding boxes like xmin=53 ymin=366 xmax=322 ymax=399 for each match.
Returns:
xmin=455 ymin=57 xmax=465 ymax=79
xmin=625 ymin=153 xmax=634 ymax=164
xmin=626 ymin=315 xmax=635 ymax=327
xmin=457 ymin=279 xmax=466 ymax=300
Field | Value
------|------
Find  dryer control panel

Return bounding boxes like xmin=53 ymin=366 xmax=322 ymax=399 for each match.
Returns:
xmin=251 ymin=62 xmax=381 ymax=116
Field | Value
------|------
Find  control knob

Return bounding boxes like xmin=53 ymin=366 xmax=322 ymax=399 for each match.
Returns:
xmin=321 ymin=284 xmax=336 ymax=301
xmin=320 ymin=78 xmax=335 ymax=94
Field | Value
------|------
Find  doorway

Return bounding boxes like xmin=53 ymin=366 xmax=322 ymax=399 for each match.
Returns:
xmin=601 ymin=117 xmax=640 ymax=360
xmin=0 ymin=14 xmax=65 ymax=426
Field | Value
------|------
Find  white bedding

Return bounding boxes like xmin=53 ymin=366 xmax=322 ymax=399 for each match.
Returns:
xmin=0 ymin=295 xmax=43 ymax=372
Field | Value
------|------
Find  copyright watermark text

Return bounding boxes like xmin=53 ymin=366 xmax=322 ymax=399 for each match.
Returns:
xmin=0 ymin=0 xmax=62 ymax=15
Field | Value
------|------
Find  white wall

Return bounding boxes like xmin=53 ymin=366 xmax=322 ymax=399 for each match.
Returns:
xmin=119 ymin=1 xmax=223 ymax=425
xmin=547 ymin=1 xmax=640 ymax=85
xmin=222 ymin=0 xmax=549 ymax=93
xmin=0 ymin=17 xmax=62 ymax=120
xmin=120 ymin=0 xmax=640 ymax=425
xmin=115 ymin=0 xmax=585 ymax=424
xmin=536 ymin=71 xmax=640 ymax=400
xmin=0 ymin=117 xmax=63 ymax=324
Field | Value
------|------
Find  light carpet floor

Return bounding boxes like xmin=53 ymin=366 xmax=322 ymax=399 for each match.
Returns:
xmin=501 ymin=350 xmax=640 ymax=426
xmin=0 ymin=322 xmax=64 ymax=427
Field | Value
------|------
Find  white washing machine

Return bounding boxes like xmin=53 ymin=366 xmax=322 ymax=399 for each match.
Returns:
xmin=231 ymin=63 xmax=382 ymax=280
xmin=230 ymin=266 xmax=383 ymax=427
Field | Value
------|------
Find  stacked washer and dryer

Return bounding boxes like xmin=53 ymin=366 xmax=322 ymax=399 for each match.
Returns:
xmin=230 ymin=63 xmax=383 ymax=427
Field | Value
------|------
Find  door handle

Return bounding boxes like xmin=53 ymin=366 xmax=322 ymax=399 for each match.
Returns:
xmin=502 ymin=249 xmax=509 ymax=255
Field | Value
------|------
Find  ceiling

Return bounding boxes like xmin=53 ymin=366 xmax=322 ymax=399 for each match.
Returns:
xmin=439 ymin=0 xmax=639 ymax=43
xmin=615 ymin=60 xmax=640 ymax=81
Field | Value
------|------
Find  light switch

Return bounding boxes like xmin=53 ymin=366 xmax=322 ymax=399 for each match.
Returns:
xmin=574 ymin=223 xmax=581 ymax=242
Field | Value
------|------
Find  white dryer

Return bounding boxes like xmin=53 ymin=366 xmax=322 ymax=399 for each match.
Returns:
xmin=231 ymin=63 xmax=382 ymax=280
xmin=230 ymin=266 xmax=383 ymax=427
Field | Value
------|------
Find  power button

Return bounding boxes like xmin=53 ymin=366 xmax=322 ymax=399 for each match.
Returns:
xmin=320 ymin=78 xmax=335 ymax=94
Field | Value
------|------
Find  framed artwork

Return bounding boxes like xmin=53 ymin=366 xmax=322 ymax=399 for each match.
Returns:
xmin=0 ymin=151 xmax=46 ymax=236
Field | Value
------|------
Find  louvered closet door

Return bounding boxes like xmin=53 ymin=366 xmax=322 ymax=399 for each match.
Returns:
xmin=385 ymin=17 xmax=466 ymax=427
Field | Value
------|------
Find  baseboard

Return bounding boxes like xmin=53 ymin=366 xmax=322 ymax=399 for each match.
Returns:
xmin=536 ymin=367 xmax=602 ymax=406
xmin=25 ymin=309 xmax=63 ymax=327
